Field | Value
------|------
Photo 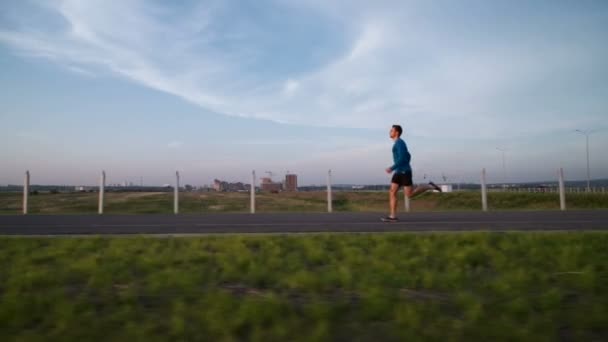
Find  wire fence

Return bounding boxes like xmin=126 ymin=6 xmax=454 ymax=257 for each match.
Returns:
xmin=10 ymin=168 xmax=607 ymax=215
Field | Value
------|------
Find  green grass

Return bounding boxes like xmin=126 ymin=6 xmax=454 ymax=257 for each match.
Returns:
xmin=1 ymin=191 xmax=607 ymax=214
xmin=1 ymin=233 xmax=607 ymax=341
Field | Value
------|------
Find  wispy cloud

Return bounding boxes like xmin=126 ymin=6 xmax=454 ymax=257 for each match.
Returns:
xmin=167 ymin=141 xmax=184 ymax=149
xmin=1 ymin=0 xmax=606 ymax=139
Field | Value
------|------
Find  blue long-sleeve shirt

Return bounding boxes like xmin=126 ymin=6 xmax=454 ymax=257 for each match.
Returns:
xmin=390 ymin=138 xmax=412 ymax=173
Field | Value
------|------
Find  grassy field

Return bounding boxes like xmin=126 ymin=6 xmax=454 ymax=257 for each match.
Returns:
xmin=1 ymin=191 xmax=608 ymax=214
xmin=1 ymin=233 xmax=607 ymax=341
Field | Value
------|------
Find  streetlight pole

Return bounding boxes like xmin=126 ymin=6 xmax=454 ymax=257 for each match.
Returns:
xmin=496 ymin=147 xmax=507 ymax=188
xmin=575 ymin=130 xmax=591 ymax=192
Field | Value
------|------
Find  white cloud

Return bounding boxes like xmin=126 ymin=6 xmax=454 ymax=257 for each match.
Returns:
xmin=0 ymin=0 xmax=606 ymax=141
xmin=167 ymin=141 xmax=183 ymax=149
xmin=282 ymin=79 xmax=299 ymax=97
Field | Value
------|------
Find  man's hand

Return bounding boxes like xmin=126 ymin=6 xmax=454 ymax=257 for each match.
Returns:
xmin=385 ymin=168 xmax=392 ymax=174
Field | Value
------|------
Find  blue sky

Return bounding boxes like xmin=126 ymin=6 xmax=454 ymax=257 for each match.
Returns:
xmin=1 ymin=0 xmax=607 ymax=186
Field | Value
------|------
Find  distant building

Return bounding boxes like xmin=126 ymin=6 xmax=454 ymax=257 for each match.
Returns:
xmin=213 ymin=179 xmax=248 ymax=192
xmin=261 ymin=177 xmax=282 ymax=192
xmin=284 ymin=174 xmax=298 ymax=192
xmin=439 ymin=184 xmax=453 ymax=193
xmin=213 ymin=179 xmax=226 ymax=192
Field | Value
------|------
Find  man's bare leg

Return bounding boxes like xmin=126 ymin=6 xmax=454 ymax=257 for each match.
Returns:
xmin=386 ymin=182 xmax=440 ymax=221
xmin=404 ymin=184 xmax=433 ymax=199
xmin=389 ymin=183 xmax=399 ymax=218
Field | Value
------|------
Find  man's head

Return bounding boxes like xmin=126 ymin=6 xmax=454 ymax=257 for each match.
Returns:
xmin=390 ymin=125 xmax=403 ymax=139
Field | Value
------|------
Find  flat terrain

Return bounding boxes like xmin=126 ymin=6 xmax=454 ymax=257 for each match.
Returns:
xmin=1 ymin=211 xmax=608 ymax=235
xmin=2 ymin=192 xmax=607 ymax=340
xmin=1 ymin=191 xmax=607 ymax=215
xmin=1 ymin=233 xmax=607 ymax=341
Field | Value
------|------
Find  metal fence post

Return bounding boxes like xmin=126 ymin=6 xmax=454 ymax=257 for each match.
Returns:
xmin=327 ymin=169 xmax=333 ymax=213
xmin=98 ymin=170 xmax=105 ymax=215
xmin=23 ymin=170 xmax=30 ymax=215
xmin=559 ymin=168 xmax=566 ymax=211
xmin=481 ymin=168 xmax=488 ymax=212
xmin=404 ymin=191 xmax=411 ymax=213
xmin=174 ymin=171 xmax=180 ymax=214
xmin=251 ymin=170 xmax=256 ymax=214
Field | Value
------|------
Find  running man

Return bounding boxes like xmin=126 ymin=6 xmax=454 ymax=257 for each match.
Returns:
xmin=382 ymin=125 xmax=441 ymax=222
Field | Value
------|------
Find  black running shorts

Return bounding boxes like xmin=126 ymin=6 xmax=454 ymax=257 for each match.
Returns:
xmin=391 ymin=171 xmax=413 ymax=187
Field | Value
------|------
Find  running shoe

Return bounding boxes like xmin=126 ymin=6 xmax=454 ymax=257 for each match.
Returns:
xmin=429 ymin=181 xmax=442 ymax=192
xmin=381 ymin=216 xmax=399 ymax=222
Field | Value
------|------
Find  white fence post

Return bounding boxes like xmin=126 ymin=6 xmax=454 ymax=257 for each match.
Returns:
xmin=481 ymin=168 xmax=488 ymax=212
xmin=327 ymin=169 xmax=333 ymax=213
xmin=23 ymin=170 xmax=30 ymax=215
xmin=559 ymin=168 xmax=566 ymax=211
xmin=404 ymin=191 xmax=411 ymax=213
xmin=250 ymin=170 xmax=256 ymax=214
xmin=98 ymin=170 xmax=105 ymax=215
xmin=174 ymin=171 xmax=180 ymax=214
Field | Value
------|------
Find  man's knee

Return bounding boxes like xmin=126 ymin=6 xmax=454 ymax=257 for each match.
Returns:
xmin=403 ymin=187 xmax=413 ymax=198
xmin=389 ymin=185 xmax=399 ymax=195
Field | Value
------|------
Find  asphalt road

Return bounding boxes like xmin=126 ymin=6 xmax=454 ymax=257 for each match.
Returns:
xmin=0 ymin=211 xmax=607 ymax=235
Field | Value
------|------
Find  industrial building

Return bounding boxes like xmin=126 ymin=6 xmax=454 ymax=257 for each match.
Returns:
xmin=260 ymin=177 xmax=282 ymax=192
xmin=284 ymin=174 xmax=298 ymax=192
xmin=213 ymin=179 xmax=248 ymax=192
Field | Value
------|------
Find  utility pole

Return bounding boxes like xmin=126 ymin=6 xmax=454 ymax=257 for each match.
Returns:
xmin=575 ymin=130 xmax=592 ymax=192
xmin=496 ymin=147 xmax=507 ymax=188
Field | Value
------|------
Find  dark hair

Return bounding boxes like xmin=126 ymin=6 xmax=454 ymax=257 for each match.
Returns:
xmin=392 ymin=125 xmax=403 ymax=137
